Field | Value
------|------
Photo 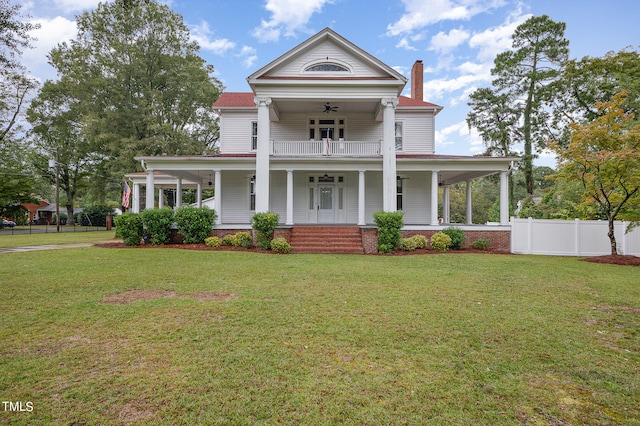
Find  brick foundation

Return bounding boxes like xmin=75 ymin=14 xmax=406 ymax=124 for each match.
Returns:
xmin=361 ymin=227 xmax=379 ymax=254
xmin=401 ymin=229 xmax=511 ymax=252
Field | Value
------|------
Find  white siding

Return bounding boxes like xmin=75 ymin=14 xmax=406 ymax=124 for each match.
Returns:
xmin=267 ymin=39 xmax=387 ymax=78
xmin=396 ymin=111 xmax=435 ymax=154
xmin=220 ymin=170 xmax=253 ymax=223
xmin=269 ymin=171 xmax=287 ymax=222
xmin=401 ymin=171 xmax=431 ymax=224
xmin=347 ymin=113 xmax=383 ymax=141
xmin=271 ymin=113 xmax=309 ymax=140
xmin=219 ymin=111 xmax=257 ymax=154
xmin=365 ymin=171 xmax=383 ymax=223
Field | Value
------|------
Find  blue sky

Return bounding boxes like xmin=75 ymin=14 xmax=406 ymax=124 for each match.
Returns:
xmin=20 ymin=0 xmax=640 ymax=167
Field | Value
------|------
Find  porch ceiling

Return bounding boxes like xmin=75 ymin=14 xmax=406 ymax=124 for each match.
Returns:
xmin=272 ymin=98 xmax=380 ymax=115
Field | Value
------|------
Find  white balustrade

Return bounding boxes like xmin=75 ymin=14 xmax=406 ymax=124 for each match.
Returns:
xmin=271 ymin=140 xmax=381 ymax=156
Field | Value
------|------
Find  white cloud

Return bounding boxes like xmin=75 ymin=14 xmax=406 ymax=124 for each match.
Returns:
xmin=252 ymin=0 xmax=331 ymax=42
xmin=52 ymin=0 xmax=102 ymax=14
xmin=387 ymin=0 xmax=506 ymax=36
xmin=239 ymin=45 xmax=258 ymax=68
xmin=21 ymin=16 xmax=77 ymax=79
xmin=468 ymin=9 xmax=531 ymax=61
xmin=436 ymin=120 xmax=484 ymax=154
xmin=396 ymin=37 xmax=417 ymax=51
xmin=191 ymin=21 xmax=236 ymax=55
xmin=429 ymin=27 xmax=470 ymax=53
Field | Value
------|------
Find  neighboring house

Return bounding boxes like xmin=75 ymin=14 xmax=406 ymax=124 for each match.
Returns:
xmin=128 ymin=28 xmax=515 ymax=250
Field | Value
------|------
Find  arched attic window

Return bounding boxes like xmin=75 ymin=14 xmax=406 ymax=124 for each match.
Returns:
xmin=305 ymin=63 xmax=349 ymax=72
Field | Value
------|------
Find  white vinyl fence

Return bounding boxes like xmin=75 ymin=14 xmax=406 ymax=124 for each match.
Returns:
xmin=511 ymin=218 xmax=640 ymax=256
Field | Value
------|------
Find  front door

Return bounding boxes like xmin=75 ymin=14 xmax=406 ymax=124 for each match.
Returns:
xmin=317 ymin=185 xmax=335 ymax=223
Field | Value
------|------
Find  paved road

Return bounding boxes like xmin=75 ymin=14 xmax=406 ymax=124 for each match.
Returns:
xmin=0 ymin=242 xmax=96 ymax=254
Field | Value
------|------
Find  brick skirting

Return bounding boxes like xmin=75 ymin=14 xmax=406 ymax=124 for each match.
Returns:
xmin=401 ymin=229 xmax=511 ymax=252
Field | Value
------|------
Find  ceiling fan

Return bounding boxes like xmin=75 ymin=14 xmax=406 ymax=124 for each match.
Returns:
xmin=321 ymin=102 xmax=339 ymax=113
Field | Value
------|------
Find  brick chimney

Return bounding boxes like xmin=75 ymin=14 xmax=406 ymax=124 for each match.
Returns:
xmin=411 ymin=60 xmax=423 ymax=101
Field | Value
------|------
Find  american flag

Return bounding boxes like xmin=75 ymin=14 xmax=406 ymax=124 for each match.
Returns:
xmin=122 ymin=181 xmax=131 ymax=209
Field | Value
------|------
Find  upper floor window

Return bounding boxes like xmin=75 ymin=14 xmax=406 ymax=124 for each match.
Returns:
xmin=395 ymin=121 xmax=403 ymax=151
xmin=305 ymin=63 xmax=349 ymax=72
xmin=251 ymin=121 xmax=258 ymax=150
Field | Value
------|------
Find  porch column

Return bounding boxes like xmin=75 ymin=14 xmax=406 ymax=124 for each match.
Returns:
xmin=358 ymin=170 xmax=366 ymax=226
xmin=381 ymin=97 xmax=398 ymax=212
xmin=500 ymin=170 xmax=509 ymax=225
xmin=145 ymin=170 xmax=155 ymax=209
xmin=466 ymin=180 xmax=473 ymax=225
xmin=214 ymin=170 xmax=222 ymax=225
xmin=175 ymin=179 xmax=182 ymax=210
xmin=254 ymin=97 xmax=272 ymax=212
xmin=196 ymin=183 xmax=202 ymax=208
xmin=158 ymin=189 xmax=164 ymax=209
xmin=133 ymin=183 xmax=140 ymax=213
xmin=286 ymin=169 xmax=293 ymax=225
xmin=430 ymin=170 xmax=439 ymax=225
xmin=443 ymin=185 xmax=450 ymax=224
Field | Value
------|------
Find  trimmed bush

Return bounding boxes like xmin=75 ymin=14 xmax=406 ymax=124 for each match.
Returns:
xmin=471 ymin=238 xmax=491 ymax=251
xmin=114 ymin=213 xmax=143 ymax=246
xmin=409 ymin=234 xmax=427 ymax=249
xmin=399 ymin=237 xmax=418 ymax=251
xmin=140 ymin=208 xmax=174 ymax=245
xmin=431 ymin=231 xmax=452 ymax=251
xmin=204 ymin=236 xmax=222 ymax=248
xmin=442 ymin=227 xmax=465 ymax=250
xmin=373 ymin=211 xmax=404 ymax=253
xmin=251 ymin=212 xmax=279 ymax=250
xmin=235 ymin=231 xmax=253 ymax=248
xmin=174 ymin=206 xmax=216 ymax=244
xmin=222 ymin=234 xmax=238 ymax=246
xmin=270 ymin=237 xmax=291 ymax=254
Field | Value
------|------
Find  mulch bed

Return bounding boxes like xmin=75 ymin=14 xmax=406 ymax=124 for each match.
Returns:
xmin=93 ymin=242 xmax=639 ymax=265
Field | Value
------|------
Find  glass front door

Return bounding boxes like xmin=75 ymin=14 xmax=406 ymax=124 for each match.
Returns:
xmin=317 ymin=185 xmax=335 ymax=223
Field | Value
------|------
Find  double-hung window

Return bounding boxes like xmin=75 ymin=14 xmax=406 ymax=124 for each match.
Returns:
xmin=251 ymin=122 xmax=258 ymax=150
xmin=395 ymin=121 xmax=403 ymax=151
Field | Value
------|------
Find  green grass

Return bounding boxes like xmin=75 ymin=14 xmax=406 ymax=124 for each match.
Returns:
xmin=1 ymin=249 xmax=638 ymax=425
xmin=0 ymin=230 xmax=116 ymax=248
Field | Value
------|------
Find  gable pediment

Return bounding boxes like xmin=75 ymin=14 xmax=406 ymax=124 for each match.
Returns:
xmin=247 ymin=28 xmax=406 ymax=86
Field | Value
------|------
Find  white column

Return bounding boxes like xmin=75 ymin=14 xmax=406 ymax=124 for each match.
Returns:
xmin=133 ymin=183 xmax=140 ymax=213
xmin=443 ymin=185 xmax=450 ymax=224
xmin=466 ymin=179 xmax=473 ymax=225
xmin=254 ymin=97 xmax=272 ymax=212
xmin=145 ymin=170 xmax=155 ymax=210
xmin=214 ymin=170 xmax=221 ymax=225
xmin=196 ymin=183 xmax=202 ymax=208
xmin=158 ymin=189 xmax=164 ymax=209
xmin=500 ymin=170 xmax=509 ymax=225
xmin=430 ymin=170 xmax=439 ymax=225
xmin=358 ymin=170 xmax=366 ymax=226
xmin=176 ymin=179 xmax=182 ymax=210
xmin=286 ymin=170 xmax=294 ymax=225
xmin=381 ymin=97 xmax=398 ymax=212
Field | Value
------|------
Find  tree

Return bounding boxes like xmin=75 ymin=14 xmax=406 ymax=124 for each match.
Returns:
xmin=27 ymin=80 xmax=95 ymax=225
xmin=549 ymin=92 xmax=640 ymax=255
xmin=469 ymin=15 xmax=569 ymax=195
xmin=48 ymin=0 xmax=223 ymax=199
xmin=551 ymin=47 xmax=640 ymax=146
xmin=0 ymin=1 xmax=39 ymax=216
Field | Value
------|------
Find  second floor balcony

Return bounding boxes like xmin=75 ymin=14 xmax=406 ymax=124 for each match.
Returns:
xmin=271 ymin=139 xmax=381 ymax=157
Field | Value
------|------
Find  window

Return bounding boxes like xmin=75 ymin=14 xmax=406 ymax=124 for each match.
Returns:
xmin=251 ymin=122 xmax=258 ymax=150
xmin=250 ymin=175 xmax=256 ymax=210
xmin=305 ymin=63 xmax=349 ymax=72
xmin=396 ymin=176 xmax=403 ymax=211
xmin=308 ymin=117 xmax=346 ymax=140
xmin=395 ymin=122 xmax=403 ymax=151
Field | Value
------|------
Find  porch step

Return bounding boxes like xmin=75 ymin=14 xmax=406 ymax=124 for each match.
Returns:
xmin=289 ymin=226 xmax=364 ymax=254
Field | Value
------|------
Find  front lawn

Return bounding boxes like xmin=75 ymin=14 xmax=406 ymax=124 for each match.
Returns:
xmin=0 ymin=249 xmax=638 ymax=424
xmin=0 ymin=230 xmax=116 ymax=248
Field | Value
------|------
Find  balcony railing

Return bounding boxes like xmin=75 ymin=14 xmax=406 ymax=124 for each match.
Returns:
xmin=271 ymin=139 xmax=381 ymax=157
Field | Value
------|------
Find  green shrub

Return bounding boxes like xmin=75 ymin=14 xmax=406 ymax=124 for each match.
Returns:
xmin=204 ymin=236 xmax=222 ymax=248
xmin=235 ymin=231 xmax=253 ymax=248
xmin=399 ymin=238 xmax=418 ymax=251
xmin=114 ymin=213 xmax=143 ymax=246
xmin=442 ymin=227 xmax=465 ymax=250
xmin=409 ymin=234 xmax=427 ymax=249
xmin=270 ymin=237 xmax=291 ymax=254
xmin=76 ymin=204 xmax=115 ymax=226
xmin=373 ymin=211 xmax=404 ymax=253
xmin=431 ymin=231 xmax=452 ymax=251
xmin=222 ymin=234 xmax=237 ymax=246
xmin=471 ymin=238 xmax=491 ymax=251
xmin=251 ymin=212 xmax=280 ymax=250
xmin=140 ymin=208 xmax=174 ymax=245
xmin=174 ymin=206 xmax=216 ymax=244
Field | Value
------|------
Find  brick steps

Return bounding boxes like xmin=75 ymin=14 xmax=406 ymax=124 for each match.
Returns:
xmin=289 ymin=226 xmax=364 ymax=254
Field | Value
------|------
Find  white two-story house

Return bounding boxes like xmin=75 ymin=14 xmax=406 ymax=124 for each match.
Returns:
xmin=129 ymin=28 xmax=514 ymax=251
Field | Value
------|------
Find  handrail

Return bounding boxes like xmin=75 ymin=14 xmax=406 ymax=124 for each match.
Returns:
xmin=271 ymin=139 xmax=381 ymax=156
